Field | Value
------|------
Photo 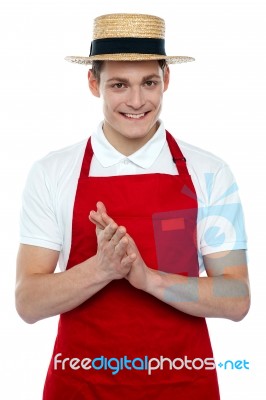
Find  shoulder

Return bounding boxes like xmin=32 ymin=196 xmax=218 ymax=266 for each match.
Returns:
xmin=29 ymin=139 xmax=88 ymax=185
xmin=176 ymin=138 xmax=228 ymax=174
xmin=39 ymin=138 xmax=88 ymax=170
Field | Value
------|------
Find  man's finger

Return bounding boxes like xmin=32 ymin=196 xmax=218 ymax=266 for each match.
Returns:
xmin=101 ymin=212 xmax=114 ymax=226
xmin=121 ymin=253 xmax=137 ymax=268
xmin=89 ymin=211 xmax=105 ymax=229
xmin=96 ymin=201 xmax=107 ymax=214
xmin=114 ymin=236 xmax=128 ymax=257
xmin=110 ymin=226 xmax=127 ymax=247
xmin=103 ymin=222 xmax=118 ymax=241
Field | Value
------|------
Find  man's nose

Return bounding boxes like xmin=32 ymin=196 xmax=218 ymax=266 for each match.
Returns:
xmin=125 ymin=87 xmax=145 ymax=109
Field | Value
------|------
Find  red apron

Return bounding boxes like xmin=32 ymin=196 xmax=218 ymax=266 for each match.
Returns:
xmin=43 ymin=131 xmax=220 ymax=399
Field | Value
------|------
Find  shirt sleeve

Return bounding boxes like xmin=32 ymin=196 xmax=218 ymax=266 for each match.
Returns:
xmin=197 ymin=164 xmax=247 ymax=256
xmin=19 ymin=161 xmax=62 ymax=251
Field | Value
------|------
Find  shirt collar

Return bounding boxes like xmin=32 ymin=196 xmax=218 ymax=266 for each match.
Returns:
xmin=91 ymin=121 xmax=166 ymax=169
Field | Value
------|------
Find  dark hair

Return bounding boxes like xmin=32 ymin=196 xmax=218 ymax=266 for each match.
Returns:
xmin=91 ymin=59 xmax=167 ymax=82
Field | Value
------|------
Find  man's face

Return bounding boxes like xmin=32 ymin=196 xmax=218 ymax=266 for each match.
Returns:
xmin=89 ymin=61 xmax=169 ymax=153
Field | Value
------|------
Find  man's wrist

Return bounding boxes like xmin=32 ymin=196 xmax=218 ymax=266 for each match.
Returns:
xmin=144 ymin=267 xmax=163 ymax=295
xmin=80 ymin=256 xmax=113 ymax=288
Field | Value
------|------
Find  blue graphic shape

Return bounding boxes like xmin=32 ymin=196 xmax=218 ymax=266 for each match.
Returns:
xmin=215 ymin=182 xmax=239 ymax=203
xmin=204 ymin=226 xmax=226 ymax=247
xmin=197 ymin=203 xmax=246 ymax=250
xmin=204 ymin=173 xmax=215 ymax=203
xmin=204 ymin=173 xmax=239 ymax=205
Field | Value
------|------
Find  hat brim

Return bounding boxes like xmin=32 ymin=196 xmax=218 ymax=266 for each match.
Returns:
xmin=64 ymin=54 xmax=195 ymax=65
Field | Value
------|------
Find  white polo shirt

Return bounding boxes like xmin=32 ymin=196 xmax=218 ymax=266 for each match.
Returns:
xmin=19 ymin=121 xmax=247 ymax=272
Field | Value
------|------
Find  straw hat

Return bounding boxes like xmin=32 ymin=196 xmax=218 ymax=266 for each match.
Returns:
xmin=65 ymin=13 xmax=195 ymax=65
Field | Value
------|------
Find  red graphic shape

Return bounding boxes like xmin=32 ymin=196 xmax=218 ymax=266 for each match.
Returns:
xmin=161 ymin=218 xmax=185 ymax=231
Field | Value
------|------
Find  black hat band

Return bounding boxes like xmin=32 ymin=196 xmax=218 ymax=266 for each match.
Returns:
xmin=90 ymin=37 xmax=166 ymax=56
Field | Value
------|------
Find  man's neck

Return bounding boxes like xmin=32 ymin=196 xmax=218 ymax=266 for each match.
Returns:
xmin=102 ymin=122 xmax=159 ymax=156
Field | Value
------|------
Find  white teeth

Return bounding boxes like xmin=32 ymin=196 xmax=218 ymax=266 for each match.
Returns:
xmin=124 ymin=113 xmax=145 ymax=119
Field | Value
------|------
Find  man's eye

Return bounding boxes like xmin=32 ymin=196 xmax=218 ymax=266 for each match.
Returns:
xmin=145 ymin=81 xmax=157 ymax=87
xmin=112 ymin=83 xmax=125 ymax=89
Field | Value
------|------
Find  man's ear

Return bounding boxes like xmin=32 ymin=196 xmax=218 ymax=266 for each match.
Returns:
xmin=163 ymin=65 xmax=170 ymax=92
xmin=88 ymin=70 xmax=100 ymax=97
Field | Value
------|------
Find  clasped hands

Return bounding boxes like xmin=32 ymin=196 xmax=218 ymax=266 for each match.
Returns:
xmin=89 ymin=201 xmax=149 ymax=291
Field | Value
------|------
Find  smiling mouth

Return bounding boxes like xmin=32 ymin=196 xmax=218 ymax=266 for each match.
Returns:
xmin=120 ymin=112 xmax=148 ymax=119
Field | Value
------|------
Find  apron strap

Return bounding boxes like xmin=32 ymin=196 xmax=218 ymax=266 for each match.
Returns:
xmin=166 ymin=130 xmax=189 ymax=175
xmin=80 ymin=137 xmax=93 ymax=178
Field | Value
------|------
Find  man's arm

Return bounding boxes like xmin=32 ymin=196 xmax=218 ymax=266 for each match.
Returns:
xmin=15 ymin=222 xmax=136 ymax=324
xmin=142 ymin=250 xmax=250 ymax=321
xmin=90 ymin=202 xmax=251 ymax=322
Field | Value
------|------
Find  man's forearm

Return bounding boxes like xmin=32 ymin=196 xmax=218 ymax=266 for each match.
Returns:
xmin=144 ymin=268 xmax=250 ymax=322
xmin=16 ymin=220 xmax=135 ymax=324
xmin=16 ymin=256 xmax=112 ymax=324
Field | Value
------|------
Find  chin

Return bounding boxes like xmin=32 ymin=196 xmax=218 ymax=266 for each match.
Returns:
xmin=122 ymin=129 xmax=153 ymax=140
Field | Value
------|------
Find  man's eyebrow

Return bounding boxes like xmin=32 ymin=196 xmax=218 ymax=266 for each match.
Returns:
xmin=106 ymin=77 xmax=130 ymax=84
xmin=106 ymin=74 xmax=162 ymax=84
xmin=142 ymin=74 xmax=161 ymax=82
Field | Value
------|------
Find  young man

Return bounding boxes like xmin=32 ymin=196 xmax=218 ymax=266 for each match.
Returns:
xmin=16 ymin=13 xmax=250 ymax=399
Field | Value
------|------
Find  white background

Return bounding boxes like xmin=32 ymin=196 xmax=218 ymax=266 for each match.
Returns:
xmin=0 ymin=0 xmax=265 ymax=398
